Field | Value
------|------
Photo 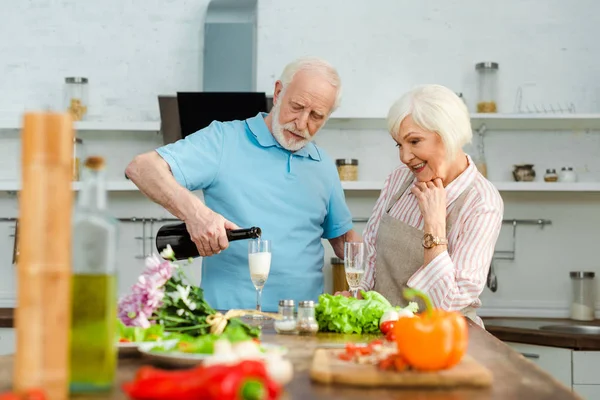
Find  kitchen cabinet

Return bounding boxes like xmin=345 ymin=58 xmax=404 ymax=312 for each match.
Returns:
xmin=572 ymin=351 xmax=600 ymax=384
xmin=572 ymin=385 xmax=600 ymax=399
xmin=506 ymin=342 xmax=600 ymax=399
xmin=572 ymin=351 xmax=600 ymax=399
xmin=505 ymin=342 xmax=572 ymax=389
xmin=0 ymin=328 xmax=15 ymax=356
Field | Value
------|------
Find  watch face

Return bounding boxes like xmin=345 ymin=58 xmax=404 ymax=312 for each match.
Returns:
xmin=422 ymin=233 xmax=434 ymax=249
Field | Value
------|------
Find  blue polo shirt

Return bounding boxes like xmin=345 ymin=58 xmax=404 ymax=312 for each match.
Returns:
xmin=156 ymin=113 xmax=352 ymax=312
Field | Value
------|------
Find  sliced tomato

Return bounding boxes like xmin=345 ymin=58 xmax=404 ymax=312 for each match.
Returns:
xmin=338 ymin=352 xmax=354 ymax=361
xmin=345 ymin=343 xmax=358 ymax=356
xmin=393 ymin=355 xmax=409 ymax=372
xmin=358 ymin=346 xmax=372 ymax=356
xmin=369 ymin=339 xmax=384 ymax=347
xmin=0 ymin=393 xmax=20 ymax=400
xmin=378 ymin=355 xmax=395 ymax=371
xmin=119 ymin=338 xmax=131 ymax=343
xmin=380 ymin=320 xmax=396 ymax=335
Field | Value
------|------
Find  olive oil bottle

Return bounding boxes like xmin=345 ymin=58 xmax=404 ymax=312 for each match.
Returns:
xmin=69 ymin=156 xmax=119 ymax=393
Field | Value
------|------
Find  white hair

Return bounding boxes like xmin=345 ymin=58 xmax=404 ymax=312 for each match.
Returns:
xmin=386 ymin=84 xmax=472 ymax=162
xmin=279 ymin=57 xmax=342 ymax=112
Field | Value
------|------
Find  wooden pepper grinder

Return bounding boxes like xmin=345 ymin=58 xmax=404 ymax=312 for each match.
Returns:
xmin=14 ymin=112 xmax=74 ymax=400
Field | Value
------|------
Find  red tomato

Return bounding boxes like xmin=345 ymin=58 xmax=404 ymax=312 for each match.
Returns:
xmin=369 ymin=339 xmax=384 ymax=347
xmin=380 ymin=320 xmax=396 ymax=335
xmin=0 ymin=393 xmax=20 ymax=400
xmin=119 ymin=338 xmax=131 ymax=343
xmin=338 ymin=352 xmax=353 ymax=361
xmin=385 ymin=329 xmax=396 ymax=342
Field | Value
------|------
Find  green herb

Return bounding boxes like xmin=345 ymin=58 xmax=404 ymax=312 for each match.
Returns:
xmin=152 ymin=268 xmax=260 ymax=338
xmin=117 ymin=319 xmax=164 ymax=342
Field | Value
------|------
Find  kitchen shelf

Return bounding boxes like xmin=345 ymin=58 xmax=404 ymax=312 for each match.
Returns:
xmin=0 ymin=180 xmax=139 ymax=192
xmin=342 ymin=181 xmax=600 ymax=192
xmin=493 ymin=182 xmax=600 ymax=192
xmin=341 ymin=181 xmax=384 ymax=190
xmin=0 ymin=180 xmax=597 ymax=193
xmin=324 ymin=114 xmax=600 ymax=131
xmin=2 ymin=114 xmax=598 ymax=132
xmin=0 ymin=120 xmax=160 ymax=132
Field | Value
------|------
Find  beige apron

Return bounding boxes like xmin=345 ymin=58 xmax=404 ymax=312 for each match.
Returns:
xmin=373 ymin=176 xmax=481 ymax=326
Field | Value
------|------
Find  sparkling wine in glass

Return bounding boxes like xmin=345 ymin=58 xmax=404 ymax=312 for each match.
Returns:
xmin=344 ymin=242 xmax=365 ymax=298
xmin=248 ymin=239 xmax=271 ymax=318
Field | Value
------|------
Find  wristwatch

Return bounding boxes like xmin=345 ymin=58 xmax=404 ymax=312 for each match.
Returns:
xmin=422 ymin=233 xmax=448 ymax=249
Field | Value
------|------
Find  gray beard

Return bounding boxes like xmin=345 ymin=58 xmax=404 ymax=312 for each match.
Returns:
xmin=270 ymin=102 xmax=313 ymax=152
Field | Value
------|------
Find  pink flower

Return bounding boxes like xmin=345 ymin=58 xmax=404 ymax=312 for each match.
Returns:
xmin=133 ymin=275 xmax=165 ymax=315
xmin=142 ymin=254 xmax=175 ymax=287
xmin=118 ymin=293 xmax=152 ymax=328
xmin=117 ymin=254 xmax=177 ymax=327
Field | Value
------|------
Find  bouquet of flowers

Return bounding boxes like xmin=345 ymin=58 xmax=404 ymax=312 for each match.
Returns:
xmin=117 ymin=245 xmax=260 ymax=338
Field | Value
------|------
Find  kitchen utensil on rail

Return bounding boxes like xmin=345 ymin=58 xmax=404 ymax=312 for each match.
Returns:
xmin=487 ymin=260 xmax=498 ymax=293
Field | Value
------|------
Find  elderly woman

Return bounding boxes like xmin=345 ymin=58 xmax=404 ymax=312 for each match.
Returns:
xmin=347 ymin=84 xmax=503 ymax=327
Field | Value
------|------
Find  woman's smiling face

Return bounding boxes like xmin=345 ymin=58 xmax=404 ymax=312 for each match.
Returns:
xmin=395 ymin=115 xmax=450 ymax=183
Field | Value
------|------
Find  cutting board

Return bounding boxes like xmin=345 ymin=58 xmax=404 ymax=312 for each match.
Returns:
xmin=310 ymin=349 xmax=493 ymax=388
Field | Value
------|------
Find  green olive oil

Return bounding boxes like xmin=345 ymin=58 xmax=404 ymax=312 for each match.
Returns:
xmin=69 ymin=157 xmax=119 ymax=393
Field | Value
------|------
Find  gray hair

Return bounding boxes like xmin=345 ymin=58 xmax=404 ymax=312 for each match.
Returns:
xmin=279 ymin=57 xmax=342 ymax=112
xmin=387 ymin=84 xmax=472 ymax=162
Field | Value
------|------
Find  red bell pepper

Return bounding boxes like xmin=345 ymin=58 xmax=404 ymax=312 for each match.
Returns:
xmin=122 ymin=360 xmax=282 ymax=400
xmin=204 ymin=360 xmax=273 ymax=400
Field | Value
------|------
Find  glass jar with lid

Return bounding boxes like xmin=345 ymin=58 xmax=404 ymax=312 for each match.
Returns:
xmin=336 ymin=159 xmax=358 ymax=181
xmin=65 ymin=77 xmax=89 ymax=121
xmin=296 ymin=300 xmax=319 ymax=335
xmin=475 ymin=62 xmax=499 ymax=113
xmin=544 ymin=169 xmax=558 ymax=182
xmin=558 ymin=167 xmax=577 ymax=182
xmin=274 ymin=299 xmax=297 ymax=334
xmin=569 ymin=271 xmax=596 ymax=321
xmin=72 ymin=138 xmax=86 ymax=181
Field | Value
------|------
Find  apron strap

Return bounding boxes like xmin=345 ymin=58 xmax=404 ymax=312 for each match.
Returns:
xmin=385 ymin=176 xmax=415 ymax=214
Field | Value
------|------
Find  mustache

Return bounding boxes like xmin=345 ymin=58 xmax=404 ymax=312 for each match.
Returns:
xmin=282 ymin=123 xmax=310 ymax=140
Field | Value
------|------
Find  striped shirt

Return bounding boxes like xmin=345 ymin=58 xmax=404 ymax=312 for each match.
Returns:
xmin=359 ymin=155 xmax=504 ymax=312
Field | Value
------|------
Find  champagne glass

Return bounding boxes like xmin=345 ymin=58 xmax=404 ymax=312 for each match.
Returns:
xmin=344 ymin=242 xmax=365 ymax=298
xmin=248 ymin=239 xmax=271 ymax=318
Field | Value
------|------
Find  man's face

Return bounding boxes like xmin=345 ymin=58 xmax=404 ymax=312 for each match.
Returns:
xmin=271 ymin=70 xmax=337 ymax=151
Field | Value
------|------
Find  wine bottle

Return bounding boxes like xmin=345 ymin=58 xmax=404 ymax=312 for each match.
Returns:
xmin=155 ymin=222 xmax=261 ymax=260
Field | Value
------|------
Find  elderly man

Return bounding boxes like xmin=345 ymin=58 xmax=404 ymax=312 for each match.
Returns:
xmin=126 ymin=57 xmax=360 ymax=312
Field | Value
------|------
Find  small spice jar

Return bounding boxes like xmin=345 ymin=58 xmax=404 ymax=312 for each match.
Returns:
xmin=544 ymin=169 xmax=558 ymax=182
xmin=296 ymin=300 xmax=319 ymax=335
xmin=336 ymin=159 xmax=358 ymax=181
xmin=569 ymin=271 xmax=596 ymax=321
xmin=64 ymin=77 xmax=89 ymax=121
xmin=558 ymin=167 xmax=578 ymax=183
xmin=72 ymin=138 xmax=85 ymax=181
xmin=274 ymin=299 xmax=297 ymax=334
xmin=475 ymin=62 xmax=499 ymax=113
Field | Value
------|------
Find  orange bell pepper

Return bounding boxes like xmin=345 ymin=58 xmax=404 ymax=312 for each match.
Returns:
xmin=393 ymin=288 xmax=468 ymax=371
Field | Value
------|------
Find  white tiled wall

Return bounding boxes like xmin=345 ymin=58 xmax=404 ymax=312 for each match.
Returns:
xmin=0 ymin=0 xmax=599 ymax=317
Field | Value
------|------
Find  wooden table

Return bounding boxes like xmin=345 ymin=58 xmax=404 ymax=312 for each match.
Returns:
xmin=0 ymin=320 xmax=581 ymax=399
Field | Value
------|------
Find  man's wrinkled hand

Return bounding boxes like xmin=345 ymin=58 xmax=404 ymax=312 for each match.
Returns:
xmin=185 ymin=210 xmax=240 ymax=257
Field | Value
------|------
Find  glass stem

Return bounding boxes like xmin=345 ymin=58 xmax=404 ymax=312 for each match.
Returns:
xmin=256 ymin=288 xmax=262 ymax=312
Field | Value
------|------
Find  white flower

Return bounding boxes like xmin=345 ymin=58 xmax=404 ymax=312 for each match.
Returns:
xmin=160 ymin=244 xmax=175 ymax=260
